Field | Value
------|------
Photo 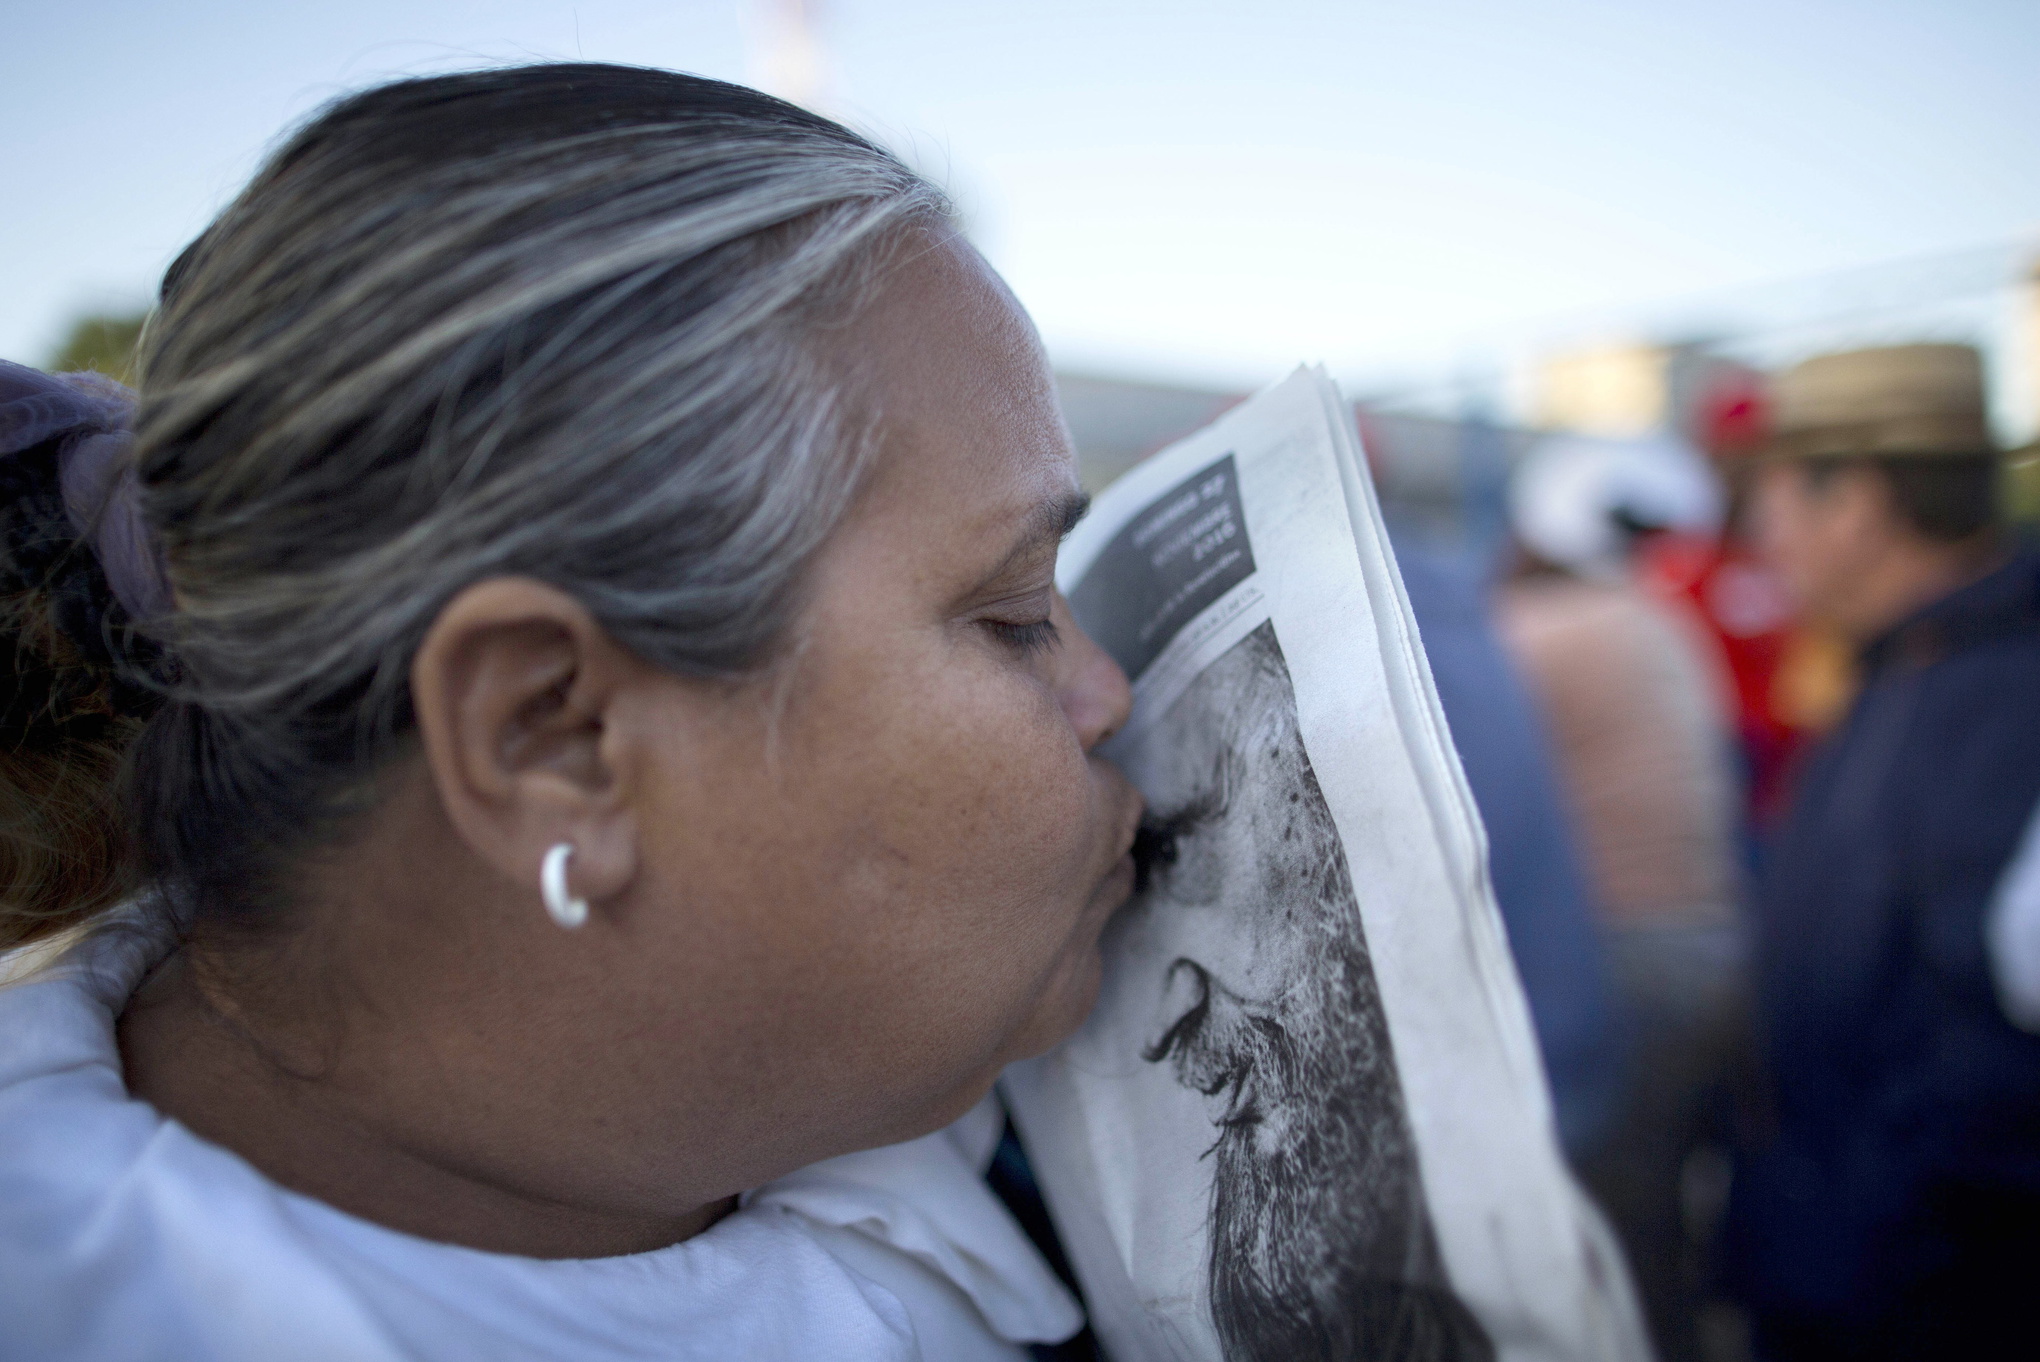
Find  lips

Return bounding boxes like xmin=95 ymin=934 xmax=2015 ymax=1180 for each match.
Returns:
xmin=1090 ymin=762 xmax=1145 ymax=909
xmin=1069 ymin=826 xmax=1140 ymax=956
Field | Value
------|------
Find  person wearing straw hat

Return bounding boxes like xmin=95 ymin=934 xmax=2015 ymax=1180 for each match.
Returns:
xmin=1724 ymin=343 xmax=2040 ymax=1358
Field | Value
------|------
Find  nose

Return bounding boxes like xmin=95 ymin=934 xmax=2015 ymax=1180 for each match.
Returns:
xmin=1051 ymin=589 xmax=1133 ymax=752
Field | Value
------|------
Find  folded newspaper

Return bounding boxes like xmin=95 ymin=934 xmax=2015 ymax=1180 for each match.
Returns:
xmin=1001 ymin=369 xmax=1647 ymax=1362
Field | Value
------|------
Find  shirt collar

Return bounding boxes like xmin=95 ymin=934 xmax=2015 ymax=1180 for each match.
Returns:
xmin=1861 ymin=549 xmax=2040 ymax=676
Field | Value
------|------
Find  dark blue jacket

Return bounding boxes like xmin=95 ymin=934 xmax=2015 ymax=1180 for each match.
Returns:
xmin=1728 ymin=552 xmax=2040 ymax=1327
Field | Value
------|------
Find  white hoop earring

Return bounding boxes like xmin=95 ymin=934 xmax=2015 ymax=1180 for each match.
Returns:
xmin=540 ymin=843 xmax=589 ymax=930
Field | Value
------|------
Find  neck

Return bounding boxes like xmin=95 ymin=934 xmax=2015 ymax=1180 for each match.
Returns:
xmin=117 ymin=949 xmax=731 ymax=1257
xmin=1835 ymin=533 xmax=2003 ymax=644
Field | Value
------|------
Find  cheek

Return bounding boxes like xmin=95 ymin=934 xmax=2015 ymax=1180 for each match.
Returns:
xmin=1757 ymin=492 xmax=1819 ymax=596
xmin=622 ymin=658 xmax=1109 ymax=1156
xmin=1239 ymin=765 xmax=1330 ymax=991
xmin=1186 ymin=820 xmax=1282 ymax=993
xmin=788 ymin=656 xmax=1104 ymax=1066
xmin=874 ymin=673 xmax=1097 ymax=905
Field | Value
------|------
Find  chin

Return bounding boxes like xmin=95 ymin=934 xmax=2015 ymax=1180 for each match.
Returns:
xmin=1007 ymin=943 xmax=1107 ymax=1063
xmin=886 ymin=947 xmax=1108 ymax=1147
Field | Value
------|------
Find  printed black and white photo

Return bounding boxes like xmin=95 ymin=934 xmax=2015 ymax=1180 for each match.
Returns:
xmin=1125 ymin=620 xmax=1493 ymax=1362
xmin=1005 ymin=371 xmax=1646 ymax=1362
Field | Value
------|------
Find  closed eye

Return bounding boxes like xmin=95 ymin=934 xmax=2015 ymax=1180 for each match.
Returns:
xmin=984 ymin=617 xmax=1061 ymax=658
xmin=1133 ymin=776 xmax=1231 ymax=885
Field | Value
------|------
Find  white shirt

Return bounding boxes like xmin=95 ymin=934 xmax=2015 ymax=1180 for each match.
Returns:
xmin=1987 ymin=796 xmax=2040 ymax=1032
xmin=0 ymin=920 xmax=1083 ymax=1361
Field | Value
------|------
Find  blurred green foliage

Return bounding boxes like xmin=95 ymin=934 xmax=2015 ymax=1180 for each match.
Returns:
xmin=2007 ymin=445 xmax=2040 ymax=527
xmin=46 ymin=312 xmax=147 ymax=384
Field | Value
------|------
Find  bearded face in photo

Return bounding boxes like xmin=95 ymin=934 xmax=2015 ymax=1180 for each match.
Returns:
xmin=1134 ymin=623 xmax=1491 ymax=1362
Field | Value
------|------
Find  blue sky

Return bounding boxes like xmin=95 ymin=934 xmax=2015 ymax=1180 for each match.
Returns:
xmin=4 ymin=0 xmax=2036 ymax=394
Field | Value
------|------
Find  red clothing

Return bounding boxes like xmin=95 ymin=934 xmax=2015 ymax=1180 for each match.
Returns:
xmin=1636 ymin=533 xmax=1803 ymax=822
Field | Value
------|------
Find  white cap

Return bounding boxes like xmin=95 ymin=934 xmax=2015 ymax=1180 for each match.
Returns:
xmin=1508 ymin=432 xmax=1723 ymax=579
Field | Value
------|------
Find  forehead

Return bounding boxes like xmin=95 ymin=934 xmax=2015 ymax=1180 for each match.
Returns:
xmin=1760 ymin=459 xmax=1834 ymax=498
xmin=840 ymin=231 xmax=1077 ymax=537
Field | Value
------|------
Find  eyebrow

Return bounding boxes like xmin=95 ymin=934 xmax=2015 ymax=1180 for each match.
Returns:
xmin=1162 ymin=744 xmax=1237 ymax=835
xmin=1131 ymin=746 xmax=1237 ymax=890
xmin=970 ymin=489 xmax=1091 ymax=592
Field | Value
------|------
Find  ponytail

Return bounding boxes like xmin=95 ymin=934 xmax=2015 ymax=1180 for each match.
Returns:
xmin=0 ymin=362 xmax=164 ymax=949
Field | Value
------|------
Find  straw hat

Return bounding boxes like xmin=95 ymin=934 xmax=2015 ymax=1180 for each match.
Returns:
xmin=1768 ymin=343 xmax=1996 ymax=460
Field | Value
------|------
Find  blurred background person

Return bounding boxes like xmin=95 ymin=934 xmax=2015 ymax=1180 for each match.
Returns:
xmin=1497 ymin=432 xmax=1749 ymax=1362
xmin=1725 ymin=343 xmax=2040 ymax=1360
xmin=1986 ymin=794 xmax=2040 ymax=1035
xmin=1395 ymin=542 xmax=1622 ymax=1162
xmin=1633 ymin=378 xmax=1824 ymax=842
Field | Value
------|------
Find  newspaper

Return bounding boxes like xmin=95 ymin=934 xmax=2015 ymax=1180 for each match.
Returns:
xmin=1001 ymin=369 xmax=1647 ymax=1362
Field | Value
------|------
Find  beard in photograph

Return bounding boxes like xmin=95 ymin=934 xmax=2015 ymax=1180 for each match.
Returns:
xmin=1135 ymin=623 xmax=1492 ymax=1362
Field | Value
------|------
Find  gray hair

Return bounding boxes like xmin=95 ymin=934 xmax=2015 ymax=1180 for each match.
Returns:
xmin=25 ymin=64 xmax=949 ymax=935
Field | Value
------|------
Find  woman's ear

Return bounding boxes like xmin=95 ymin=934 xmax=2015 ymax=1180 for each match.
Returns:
xmin=409 ymin=578 xmax=641 ymax=922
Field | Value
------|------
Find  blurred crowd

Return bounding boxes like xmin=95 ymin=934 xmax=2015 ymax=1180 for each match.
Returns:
xmin=1399 ymin=342 xmax=2040 ymax=1361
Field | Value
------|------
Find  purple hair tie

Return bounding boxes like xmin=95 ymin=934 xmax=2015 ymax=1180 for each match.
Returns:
xmin=0 ymin=359 xmax=172 ymax=623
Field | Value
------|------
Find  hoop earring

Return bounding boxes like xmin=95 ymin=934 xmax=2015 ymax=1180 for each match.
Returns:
xmin=540 ymin=843 xmax=589 ymax=930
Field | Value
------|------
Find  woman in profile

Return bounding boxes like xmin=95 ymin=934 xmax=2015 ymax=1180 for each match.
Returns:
xmin=0 ymin=64 xmax=1142 ymax=1360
